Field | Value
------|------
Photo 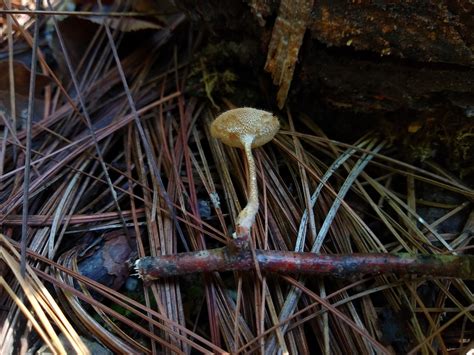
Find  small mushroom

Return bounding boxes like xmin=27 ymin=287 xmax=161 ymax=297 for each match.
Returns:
xmin=211 ymin=107 xmax=280 ymax=241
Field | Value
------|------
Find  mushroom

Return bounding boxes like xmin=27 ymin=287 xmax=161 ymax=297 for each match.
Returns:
xmin=211 ymin=107 xmax=280 ymax=242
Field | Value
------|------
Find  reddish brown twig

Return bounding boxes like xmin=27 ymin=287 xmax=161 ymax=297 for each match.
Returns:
xmin=134 ymin=247 xmax=474 ymax=281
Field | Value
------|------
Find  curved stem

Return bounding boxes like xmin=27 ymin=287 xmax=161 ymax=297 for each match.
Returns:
xmin=236 ymin=137 xmax=259 ymax=236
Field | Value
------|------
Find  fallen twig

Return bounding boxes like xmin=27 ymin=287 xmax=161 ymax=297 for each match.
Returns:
xmin=134 ymin=247 xmax=474 ymax=281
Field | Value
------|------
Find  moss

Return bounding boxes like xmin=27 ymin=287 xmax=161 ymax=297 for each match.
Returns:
xmin=379 ymin=111 xmax=473 ymax=179
xmin=188 ymin=42 xmax=243 ymax=108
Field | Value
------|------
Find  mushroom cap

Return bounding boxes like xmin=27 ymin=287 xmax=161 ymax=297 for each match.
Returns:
xmin=210 ymin=108 xmax=280 ymax=148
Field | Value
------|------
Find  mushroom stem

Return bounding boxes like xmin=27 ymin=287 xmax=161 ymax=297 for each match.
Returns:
xmin=236 ymin=137 xmax=259 ymax=236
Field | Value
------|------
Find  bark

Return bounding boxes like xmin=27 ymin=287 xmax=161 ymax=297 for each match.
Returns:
xmin=177 ymin=0 xmax=474 ymax=110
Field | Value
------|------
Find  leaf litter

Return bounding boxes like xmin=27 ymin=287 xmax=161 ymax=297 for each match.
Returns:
xmin=0 ymin=1 xmax=472 ymax=354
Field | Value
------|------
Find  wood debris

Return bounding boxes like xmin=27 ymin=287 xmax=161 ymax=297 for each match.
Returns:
xmin=264 ymin=0 xmax=313 ymax=108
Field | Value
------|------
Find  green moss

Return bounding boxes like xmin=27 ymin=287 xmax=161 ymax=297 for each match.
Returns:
xmin=380 ymin=112 xmax=473 ymax=178
xmin=188 ymin=42 xmax=242 ymax=108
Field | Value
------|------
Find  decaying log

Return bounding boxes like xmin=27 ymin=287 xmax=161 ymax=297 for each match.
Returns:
xmin=309 ymin=1 xmax=473 ymax=66
xmin=178 ymin=1 xmax=474 ymax=109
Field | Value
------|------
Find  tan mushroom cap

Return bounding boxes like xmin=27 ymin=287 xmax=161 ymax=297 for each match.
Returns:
xmin=210 ymin=108 xmax=280 ymax=148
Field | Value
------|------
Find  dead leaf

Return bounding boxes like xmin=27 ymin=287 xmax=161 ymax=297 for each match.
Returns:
xmin=51 ymin=17 xmax=103 ymax=71
xmin=0 ymin=61 xmax=51 ymax=96
xmin=77 ymin=231 xmax=133 ymax=291
xmin=81 ymin=16 xmax=162 ymax=32
xmin=0 ymin=61 xmax=50 ymax=126
xmin=0 ymin=91 xmax=45 ymax=126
